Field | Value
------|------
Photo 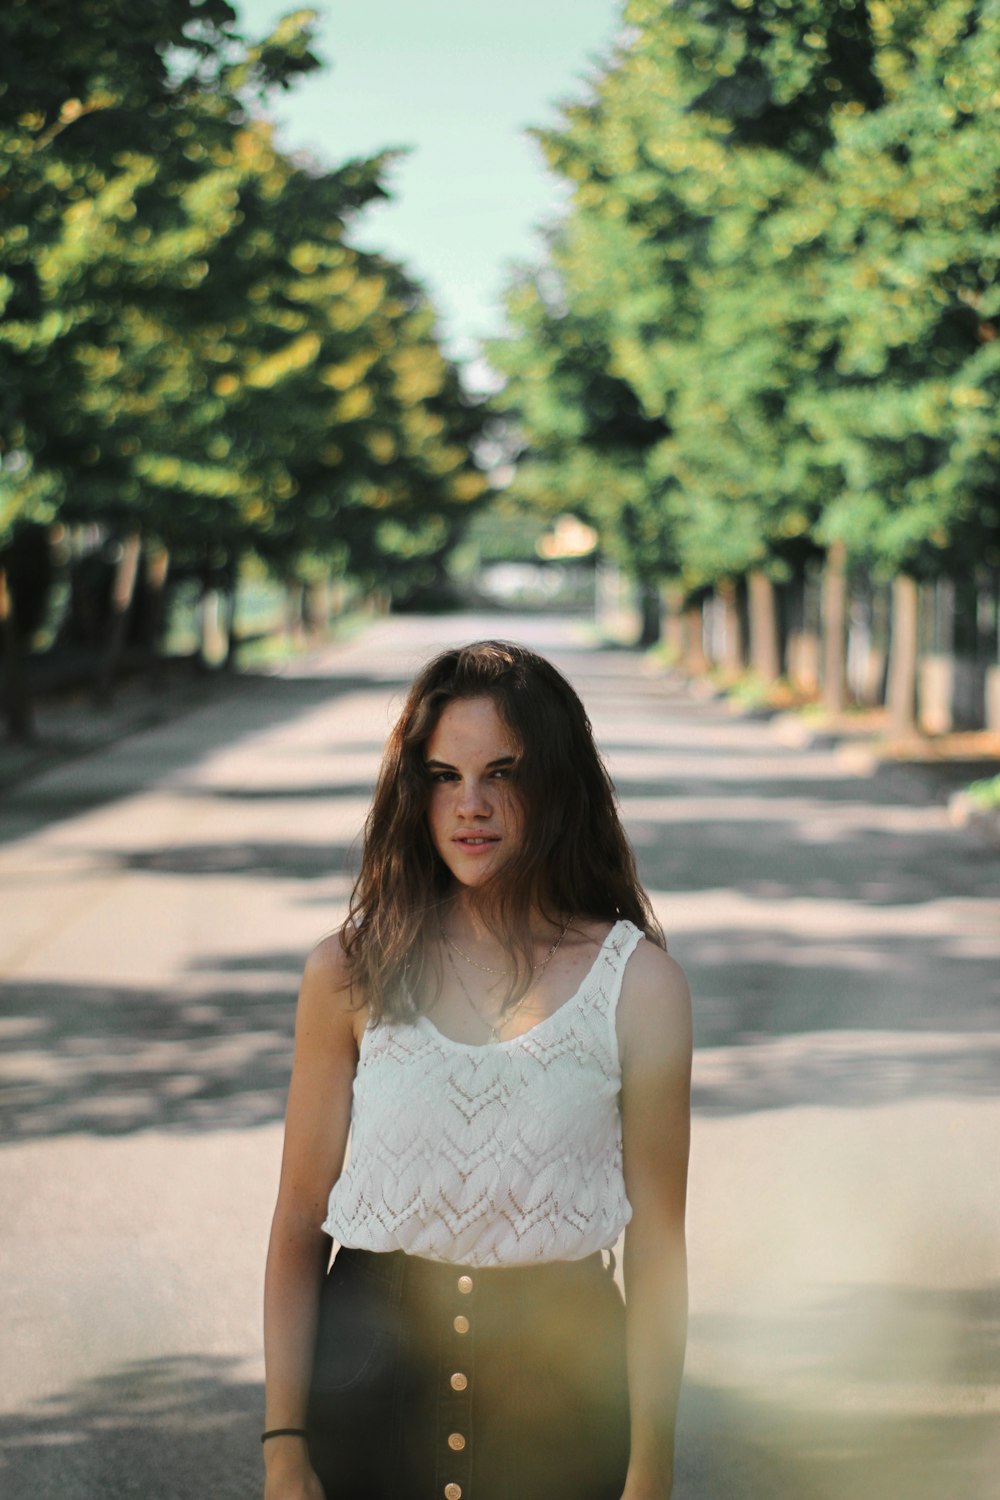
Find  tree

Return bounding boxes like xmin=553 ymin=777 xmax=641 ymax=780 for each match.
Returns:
xmin=1 ymin=3 xmax=487 ymax=729
xmin=493 ymin=0 xmax=882 ymax=663
xmin=794 ymin=0 xmax=1000 ymax=728
xmin=1 ymin=2 xmax=321 ymax=717
xmin=489 ymin=258 xmax=672 ymax=640
xmin=490 ymin=0 xmax=1000 ymax=724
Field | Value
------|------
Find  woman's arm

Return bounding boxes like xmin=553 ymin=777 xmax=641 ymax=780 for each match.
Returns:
xmin=263 ymin=935 xmax=361 ymax=1500
xmin=618 ymin=939 xmax=693 ymax=1500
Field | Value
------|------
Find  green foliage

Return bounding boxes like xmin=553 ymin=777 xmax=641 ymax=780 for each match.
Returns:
xmin=797 ymin=0 xmax=1000 ymax=575
xmin=490 ymin=0 xmax=1000 ymax=593
xmin=0 ymin=1 xmax=486 ymax=600
xmin=965 ymin=774 xmax=1000 ymax=810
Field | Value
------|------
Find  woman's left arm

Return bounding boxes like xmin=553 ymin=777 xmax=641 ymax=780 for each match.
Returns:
xmin=618 ymin=940 xmax=693 ymax=1500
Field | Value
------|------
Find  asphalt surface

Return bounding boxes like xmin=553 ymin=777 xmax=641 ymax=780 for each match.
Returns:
xmin=1 ymin=612 xmax=998 ymax=1500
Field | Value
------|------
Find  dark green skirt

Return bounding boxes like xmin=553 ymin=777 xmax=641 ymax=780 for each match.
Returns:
xmin=307 ymin=1246 xmax=630 ymax=1500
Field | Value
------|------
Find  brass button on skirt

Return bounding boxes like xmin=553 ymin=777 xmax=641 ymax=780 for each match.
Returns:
xmin=306 ymin=1246 xmax=629 ymax=1500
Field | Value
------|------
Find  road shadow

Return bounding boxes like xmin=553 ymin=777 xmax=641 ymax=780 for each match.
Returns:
xmin=626 ymin=803 xmax=995 ymax=904
xmin=692 ymin=1281 xmax=1000 ymax=1389
xmin=107 ymin=840 xmax=357 ymax=882
xmin=0 ymin=1355 xmax=261 ymax=1500
xmin=679 ymin=1281 xmax=1000 ymax=1500
xmin=0 ymin=670 xmax=406 ymax=848
xmin=174 ymin=781 xmax=379 ymax=802
xmin=3 ymin=913 xmax=998 ymax=1141
xmin=689 ymin=1027 xmax=1000 ymax=1114
xmin=614 ymin=765 xmax=958 ymax=807
xmin=675 ymin=914 xmax=999 ymax=1112
xmin=676 ymin=922 xmax=999 ymax=1038
xmin=3 ymin=623 xmax=998 ymax=1135
xmin=0 ymin=972 xmax=299 ymax=1141
xmin=2 ymin=1280 xmax=996 ymax=1500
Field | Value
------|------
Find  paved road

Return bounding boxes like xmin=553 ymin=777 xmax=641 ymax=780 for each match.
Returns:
xmin=1 ymin=613 xmax=997 ymax=1500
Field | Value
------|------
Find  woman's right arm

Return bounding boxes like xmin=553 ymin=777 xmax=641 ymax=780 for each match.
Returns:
xmin=263 ymin=936 xmax=361 ymax=1500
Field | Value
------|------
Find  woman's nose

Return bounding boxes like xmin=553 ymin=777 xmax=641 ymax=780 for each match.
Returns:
xmin=457 ymin=778 xmax=491 ymax=816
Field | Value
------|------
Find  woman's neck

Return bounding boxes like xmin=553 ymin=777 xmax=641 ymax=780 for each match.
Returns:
xmin=444 ymin=893 xmax=563 ymax=947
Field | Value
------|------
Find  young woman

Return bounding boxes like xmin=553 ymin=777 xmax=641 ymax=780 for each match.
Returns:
xmin=262 ymin=640 xmax=691 ymax=1500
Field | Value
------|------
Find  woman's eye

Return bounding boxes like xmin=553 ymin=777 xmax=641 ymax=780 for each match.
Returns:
xmin=428 ymin=770 xmax=457 ymax=784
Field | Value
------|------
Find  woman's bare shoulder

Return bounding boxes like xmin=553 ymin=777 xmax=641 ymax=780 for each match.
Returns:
xmin=303 ymin=928 xmax=352 ymax=987
xmin=629 ymin=931 xmax=689 ymax=995
xmin=619 ymin=934 xmax=691 ymax=1068
xmin=299 ymin=927 xmax=367 ymax=1043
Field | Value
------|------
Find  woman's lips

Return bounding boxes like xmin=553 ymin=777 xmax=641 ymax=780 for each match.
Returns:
xmin=452 ymin=834 xmax=500 ymax=852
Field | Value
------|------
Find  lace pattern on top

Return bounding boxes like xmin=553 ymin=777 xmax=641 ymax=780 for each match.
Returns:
xmin=323 ymin=919 xmax=644 ymax=1267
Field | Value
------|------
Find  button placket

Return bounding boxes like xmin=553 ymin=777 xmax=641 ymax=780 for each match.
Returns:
xmin=436 ymin=1270 xmax=474 ymax=1500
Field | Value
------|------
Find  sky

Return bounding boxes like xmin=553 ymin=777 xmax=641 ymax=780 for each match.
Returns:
xmin=235 ymin=1 xmax=623 ymax=373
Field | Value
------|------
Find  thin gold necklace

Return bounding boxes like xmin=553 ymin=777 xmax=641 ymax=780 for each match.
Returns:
xmin=445 ymin=947 xmax=520 ymax=1042
xmin=442 ymin=918 xmax=570 ymax=977
xmin=443 ymin=919 xmax=572 ymax=1043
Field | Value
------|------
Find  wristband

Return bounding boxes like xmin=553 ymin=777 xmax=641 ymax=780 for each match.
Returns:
xmin=261 ymin=1428 xmax=309 ymax=1444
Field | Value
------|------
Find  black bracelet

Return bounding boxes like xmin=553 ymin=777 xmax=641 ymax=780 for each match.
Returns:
xmin=261 ymin=1427 xmax=309 ymax=1444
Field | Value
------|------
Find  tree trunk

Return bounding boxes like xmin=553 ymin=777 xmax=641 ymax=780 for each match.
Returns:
xmin=0 ymin=566 xmax=34 ymax=741
xmin=96 ymin=532 xmax=142 ymax=704
xmin=637 ymin=581 xmax=661 ymax=648
xmin=747 ymin=569 xmax=781 ymax=682
xmin=662 ymin=584 xmax=685 ymax=664
xmin=887 ymin=573 xmax=920 ymax=736
xmin=821 ymin=539 xmax=848 ymax=715
xmin=221 ymin=583 xmax=239 ymax=672
xmin=717 ymin=577 xmax=744 ymax=673
xmin=683 ymin=597 xmax=708 ymax=676
xmin=305 ymin=576 xmax=330 ymax=638
xmin=143 ymin=546 xmax=170 ymax=689
xmin=284 ymin=575 xmax=304 ymax=642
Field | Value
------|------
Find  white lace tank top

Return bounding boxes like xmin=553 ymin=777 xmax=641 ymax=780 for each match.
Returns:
xmin=322 ymin=919 xmax=644 ymax=1267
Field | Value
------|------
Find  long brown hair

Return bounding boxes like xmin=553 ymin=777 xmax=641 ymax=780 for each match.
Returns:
xmin=343 ymin=640 xmax=664 ymax=1020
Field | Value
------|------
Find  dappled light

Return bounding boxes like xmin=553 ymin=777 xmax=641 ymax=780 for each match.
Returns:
xmin=1 ymin=614 xmax=998 ymax=1500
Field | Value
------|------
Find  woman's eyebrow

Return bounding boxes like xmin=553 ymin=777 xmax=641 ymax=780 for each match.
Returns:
xmin=424 ymin=754 xmax=517 ymax=771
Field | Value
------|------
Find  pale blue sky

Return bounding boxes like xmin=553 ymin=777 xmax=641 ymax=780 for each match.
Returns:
xmin=236 ymin=1 xmax=623 ymax=372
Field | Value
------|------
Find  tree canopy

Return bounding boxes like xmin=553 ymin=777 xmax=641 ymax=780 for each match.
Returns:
xmin=0 ymin=1 xmax=487 ymax=598
xmin=490 ymin=0 xmax=1000 ymax=602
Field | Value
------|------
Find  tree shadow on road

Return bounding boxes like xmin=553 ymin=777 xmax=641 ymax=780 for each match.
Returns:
xmin=107 ymin=840 xmax=356 ymax=881
xmin=677 ymin=923 xmax=998 ymax=1038
xmin=689 ymin=1026 xmax=1000 ymax=1114
xmin=0 ymin=1355 xmax=261 ymax=1500
xmin=0 ymin=972 xmax=299 ymax=1141
xmin=678 ymin=1375 xmax=998 ymax=1500
xmin=0 ymin=670 xmax=406 ymax=848
xmin=628 ymin=806 xmax=994 ymax=905
xmin=3 ymin=1284 xmax=995 ymax=1500
xmin=615 ymin=767 xmax=960 ymax=806
xmin=3 ymin=641 xmax=997 ymax=1136
xmin=3 ymin=913 xmax=997 ymax=1141
xmin=679 ymin=1280 xmax=1000 ymax=1500
xmin=174 ymin=781 xmax=379 ymax=801
xmin=674 ymin=917 xmax=999 ymax=1112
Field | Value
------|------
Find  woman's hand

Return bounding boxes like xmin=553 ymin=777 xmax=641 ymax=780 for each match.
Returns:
xmin=262 ymin=1437 xmax=325 ymax=1500
xmin=619 ymin=1473 xmax=673 ymax=1500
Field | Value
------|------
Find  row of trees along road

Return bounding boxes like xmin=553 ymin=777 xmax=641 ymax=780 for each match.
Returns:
xmin=490 ymin=0 xmax=1000 ymax=734
xmin=0 ymin=1 xmax=488 ymax=737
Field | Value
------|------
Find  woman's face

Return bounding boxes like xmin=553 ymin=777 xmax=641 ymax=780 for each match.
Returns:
xmin=423 ymin=695 xmax=523 ymax=889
